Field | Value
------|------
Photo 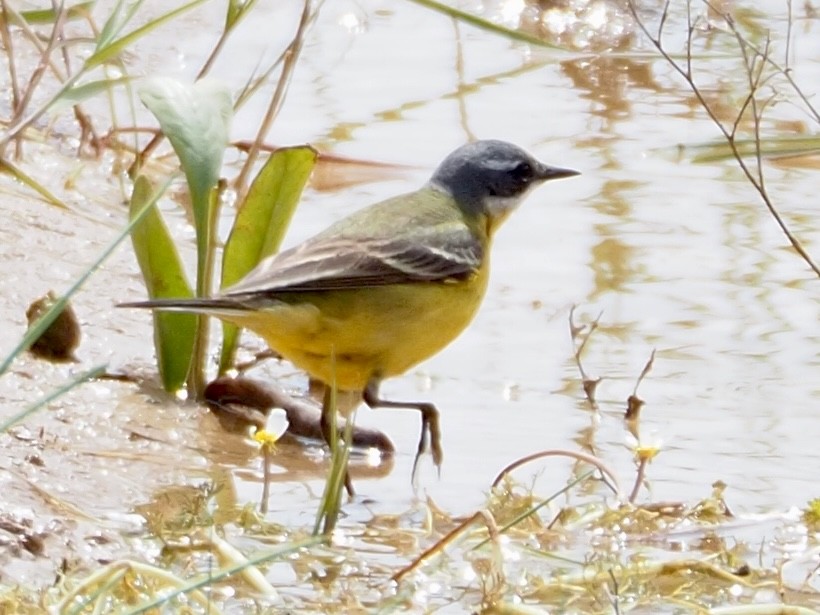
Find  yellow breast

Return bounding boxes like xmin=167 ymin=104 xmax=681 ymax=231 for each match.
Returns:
xmin=226 ymin=264 xmax=490 ymax=391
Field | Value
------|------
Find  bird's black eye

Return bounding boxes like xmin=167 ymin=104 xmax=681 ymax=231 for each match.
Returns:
xmin=511 ymin=161 xmax=533 ymax=183
xmin=486 ymin=160 xmax=535 ymax=198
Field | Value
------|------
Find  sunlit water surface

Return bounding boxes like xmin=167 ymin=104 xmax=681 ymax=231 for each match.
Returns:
xmin=1 ymin=0 xmax=819 ymax=590
xmin=198 ymin=0 xmax=820 ymax=517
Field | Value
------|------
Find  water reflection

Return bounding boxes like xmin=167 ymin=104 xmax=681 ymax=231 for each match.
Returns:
xmin=4 ymin=0 xmax=817 ymax=524
xmin=150 ymin=1 xmax=820 ymax=517
xmin=484 ymin=0 xmax=637 ymax=52
xmin=561 ymin=56 xmax=661 ymax=122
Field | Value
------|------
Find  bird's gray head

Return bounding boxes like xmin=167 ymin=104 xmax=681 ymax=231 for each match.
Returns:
xmin=430 ymin=140 xmax=579 ymax=222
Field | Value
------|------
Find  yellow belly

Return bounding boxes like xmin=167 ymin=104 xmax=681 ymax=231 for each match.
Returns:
xmin=225 ymin=266 xmax=489 ymax=391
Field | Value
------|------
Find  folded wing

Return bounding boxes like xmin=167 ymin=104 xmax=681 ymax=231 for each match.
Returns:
xmin=224 ymin=228 xmax=483 ymax=297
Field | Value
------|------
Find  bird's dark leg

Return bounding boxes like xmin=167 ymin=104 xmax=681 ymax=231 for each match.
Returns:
xmin=321 ymin=387 xmax=355 ymax=496
xmin=363 ymin=379 xmax=442 ymax=481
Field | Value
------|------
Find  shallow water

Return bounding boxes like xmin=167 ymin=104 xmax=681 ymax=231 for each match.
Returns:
xmin=210 ymin=0 xmax=820 ymax=516
xmin=1 ymin=0 xmax=819 ymax=600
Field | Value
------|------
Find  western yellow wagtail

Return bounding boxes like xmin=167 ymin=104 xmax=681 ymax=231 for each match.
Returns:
xmin=122 ymin=140 xmax=578 ymax=479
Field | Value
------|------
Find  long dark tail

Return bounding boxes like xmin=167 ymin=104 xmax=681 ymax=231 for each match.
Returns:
xmin=117 ymin=297 xmax=250 ymax=314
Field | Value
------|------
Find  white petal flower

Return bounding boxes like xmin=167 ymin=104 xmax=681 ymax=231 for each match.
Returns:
xmin=249 ymin=408 xmax=289 ymax=449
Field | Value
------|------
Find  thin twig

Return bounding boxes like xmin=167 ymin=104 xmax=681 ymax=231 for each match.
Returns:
xmin=569 ymin=306 xmax=603 ymax=407
xmin=632 ymin=349 xmax=656 ymax=397
xmin=628 ymin=457 xmax=649 ymax=503
xmin=606 ymin=569 xmax=622 ymax=615
xmin=14 ymin=0 xmax=66 ymax=115
xmin=627 ymin=0 xmax=820 ymax=279
xmin=491 ymin=449 xmax=624 ymax=500
xmin=234 ymin=0 xmax=315 ymax=199
xmin=0 ymin=0 xmax=21 ymax=127
xmin=391 ymin=510 xmax=501 ymax=583
xmin=49 ymin=0 xmax=102 ymax=156
xmin=3 ymin=0 xmax=68 ymax=158
xmin=785 ymin=0 xmax=793 ymax=67
xmin=625 ymin=349 xmax=655 ymax=421
xmin=197 ymin=0 xmax=259 ymax=77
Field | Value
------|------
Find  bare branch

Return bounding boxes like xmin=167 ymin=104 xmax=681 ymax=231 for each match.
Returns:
xmin=569 ymin=307 xmax=603 ymax=407
xmin=627 ymin=0 xmax=820 ymax=279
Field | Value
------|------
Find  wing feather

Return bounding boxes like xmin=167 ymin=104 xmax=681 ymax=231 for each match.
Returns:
xmin=224 ymin=229 xmax=482 ymax=298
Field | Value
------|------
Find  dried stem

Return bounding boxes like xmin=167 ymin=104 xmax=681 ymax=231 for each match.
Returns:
xmin=625 ymin=349 xmax=655 ymax=422
xmin=628 ymin=457 xmax=649 ymax=503
xmin=491 ymin=448 xmax=624 ymax=500
xmin=606 ymin=569 xmax=622 ymax=615
xmin=628 ymin=0 xmax=820 ymax=278
xmin=632 ymin=348 xmax=656 ymax=398
xmin=196 ymin=0 xmax=261 ymax=79
xmin=391 ymin=509 xmax=501 ymax=583
xmin=569 ymin=306 xmax=603 ymax=407
xmin=5 ymin=0 xmax=68 ymax=158
xmin=0 ymin=1 xmax=21 ymax=121
xmin=234 ymin=0 xmax=315 ymax=200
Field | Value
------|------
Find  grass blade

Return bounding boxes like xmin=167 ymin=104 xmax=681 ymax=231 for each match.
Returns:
xmin=85 ymin=0 xmax=208 ymax=70
xmin=49 ymin=76 xmax=133 ymax=114
xmin=122 ymin=537 xmax=323 ymax=615
xmin=407 ymin=0 xmax=565 ymax=49
xmin=688 ymin=135 xmax=820 ymax=163
xmin=10 ymin=1 xmax=93 ymax=25
xmin=0 ymin=365 xmax=106 ymax=433
xmin=225 ymin=0 xmax=258 ymax=29
xmin=0 ymin=156 xmax=69 ymax=208
xmin=0 ymin=177 xmax=172 ymax=378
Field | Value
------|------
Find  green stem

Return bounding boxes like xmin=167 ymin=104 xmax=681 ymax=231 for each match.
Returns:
xmin=188 ymin=185 xmax=222 ymax=398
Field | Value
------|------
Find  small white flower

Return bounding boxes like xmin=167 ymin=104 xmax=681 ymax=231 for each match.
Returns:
xmin=625 ymin=430 xmax=663 ymax=462
xmin=248 ymin=408 xmax=289 ymax=449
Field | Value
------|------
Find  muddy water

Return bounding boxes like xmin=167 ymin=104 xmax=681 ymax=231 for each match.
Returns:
xmin=1 ymin=0 xmax=819 ymax=589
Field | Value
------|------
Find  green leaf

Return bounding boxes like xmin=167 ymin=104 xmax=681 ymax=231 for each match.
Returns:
xmin=129 ymin=175 xmax=197 ymax=392
xmin=226 ymin=0 xmax=258 ymax=29
xmin=49 ymin=77 xmax=133 ymax=114
xmin=222 ymin=146 xmax=317 ymax=287
xmin=688 ymin=136 xmax=820 ymax=163
xmin=85 ymin=0 xmax=207 ymax=70
xmin=95 ymin=0 xmax=143 ymax=52
xmin=13 ymin=1 xmax=94 ymax=25
xmin=0 ymin=157 xmax=69 ymax=209
xmin=138 ymin=78 xmax=232 ymax=211
xmin=139 ymin=77 xmax=232 ymax=396
xmin=218 ymin=145 xmax=317 ymax=372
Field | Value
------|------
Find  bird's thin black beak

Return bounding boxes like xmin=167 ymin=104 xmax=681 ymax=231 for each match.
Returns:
xmin=537 ymin=163 xmax=581 ymax=181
